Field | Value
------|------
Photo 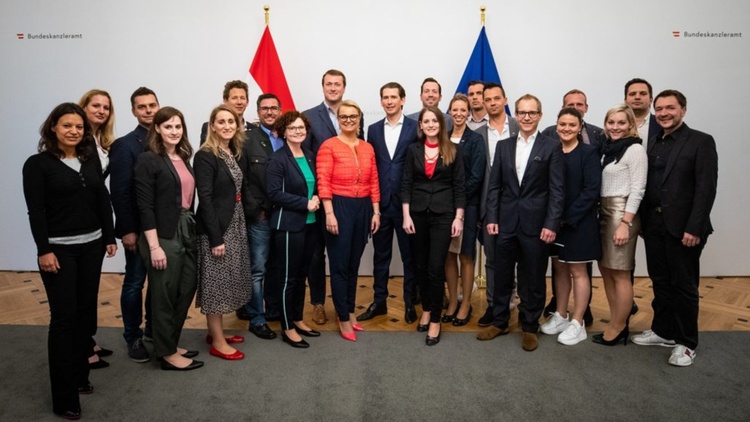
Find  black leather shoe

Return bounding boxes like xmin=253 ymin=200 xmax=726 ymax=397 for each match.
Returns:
xmin=426 ymin=325 xmax=442 ymax=346
xmin=160 ymin=359 xmax=204 ymax=371
xmin=54 ymin=408 xmax=81 ymax=420
xmin=630 ymin=302 xmax=639 ymax=316
xmin=417 ymin=323 xmax=428 ymax=332
xmin=89 ymin=358 xmax=109 ymax=369
xmin=94 ymin=347 xmax=113 ymax=357
xmin=356 ymin=303 xmax=387 ymax=321
xmin=282 ymin=331 xmax=310 ymax=348
xmin=235 ymin=307 xmax=251 ymax=321
xmin=404 ymin=304 xmax=417 ymax=324
xmin=583 ymin=307 xmax=594 ymax=327
xmin=249 ymin=323 xmax=277 ymax=340
xmin=452 ymin=306 xmax=473 ymax=326
xmin=477 ymin=308 xmax=494 ymax=327
xmin=182 ymin=350 xmax=199 ymax=359
xmin=294 ymin=325 xmax=321 ymax=337
xmin=77 ymin=383 xmax=94 ymax=395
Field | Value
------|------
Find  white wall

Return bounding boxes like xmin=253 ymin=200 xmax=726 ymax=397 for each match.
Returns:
xmin=1 ymin=0 xmax=747 ymax=275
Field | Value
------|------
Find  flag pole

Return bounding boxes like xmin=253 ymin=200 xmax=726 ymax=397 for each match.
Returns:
xmin=475 ymin=4 xmax=488 ymax=290
xmin=264 ymin=5 xmax=270 ymax=25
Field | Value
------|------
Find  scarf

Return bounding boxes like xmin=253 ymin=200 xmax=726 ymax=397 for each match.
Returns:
xmin=601 ymin=136 xmax=642 ymax=168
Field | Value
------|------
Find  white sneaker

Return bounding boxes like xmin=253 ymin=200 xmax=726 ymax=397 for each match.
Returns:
xmin=541 ymin=311 xmax=569 ymax=335
xmin=668 ymin=345 xmax=696 ymax=367
xmin=557 ymin=319 xmax=586 ymax=345
xmin=631 ymin=330 xmax=676 ymax=347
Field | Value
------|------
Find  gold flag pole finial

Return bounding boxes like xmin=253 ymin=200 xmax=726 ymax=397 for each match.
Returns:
xmin=480 ymin=5 xmax=486 ymax=26
xmin=264 ymin=5 xmax=270 ymax=25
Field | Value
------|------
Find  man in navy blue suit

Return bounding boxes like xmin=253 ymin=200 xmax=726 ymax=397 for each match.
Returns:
xmin=109 ymin=87 xmax=160 ymax=363
xmin=625 ymin=78 xmax=660 ymax=147
xmin=357 ymin=82 xmax=420 ymax=324
xmin=478 ymin=94 xmax=564 ymax=352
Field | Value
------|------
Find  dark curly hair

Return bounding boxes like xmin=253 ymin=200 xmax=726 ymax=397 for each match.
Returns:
xmin=38 ymin=102 xmax=96 ymax=161
xmin=273 ymin=110 xmax=310 ymax=140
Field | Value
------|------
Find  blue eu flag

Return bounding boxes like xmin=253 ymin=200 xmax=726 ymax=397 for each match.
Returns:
xmin=455 ymin=27 xmax=510 ymax=115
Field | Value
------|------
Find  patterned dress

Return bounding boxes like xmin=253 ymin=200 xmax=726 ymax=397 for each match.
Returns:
xmin=196 ymin=149 xmax=252 ymax=314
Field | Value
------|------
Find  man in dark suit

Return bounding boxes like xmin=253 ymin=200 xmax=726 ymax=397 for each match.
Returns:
xmin=632 ymin=90 xmax=718 ymax=367
xmin=199 ymin=80 xmax=254 ymax=144
xmin=109 ymin=87 xmax=160 ymax=362
xmin=624 ymin=78 xmax=660 ymax=147
xmin=303 ymin=69 xmax=362 ymax=325
xmin=475 ymin=82 xmax=519 ymax=327
xmin=357 ymin=82 xmax=419 ymax=323
xmin=237 ymin=93 xmax=283 ymax=341
xmin=478 ymin=94 xmax=564 ymax=352
xmin=406 ymin=77 xmax=453 ymax=131
xmin=540 ymin=89 xmax=603 ymax=152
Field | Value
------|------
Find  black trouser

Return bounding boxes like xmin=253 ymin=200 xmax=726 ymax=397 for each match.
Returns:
xmin=643 ymin=211 xmax=706 ymax=350
xmin=492 ymin=231 xmax=550 ymax=332
xmin=40 ymin=239 xmax=104 ymax=413
xmin=307 ymin=214 xmax=327 ymax=306
xmin=409 ymin=211 xmax=453 ymax=323
xmin=274 ymin=223 xmax=319 ymax=331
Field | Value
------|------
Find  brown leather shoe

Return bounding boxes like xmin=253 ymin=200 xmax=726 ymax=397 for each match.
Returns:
xmin=312 ymin=304 xmax=328 ymax=325
xmin=522 ymin=332 xmax=538 ymax=351
xmin=476 ymin=325 xmax=510 ymax=341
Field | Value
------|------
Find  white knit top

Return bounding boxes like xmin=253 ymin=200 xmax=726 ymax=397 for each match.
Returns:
xmin=600 ymin=143 xmax=648 ymax=214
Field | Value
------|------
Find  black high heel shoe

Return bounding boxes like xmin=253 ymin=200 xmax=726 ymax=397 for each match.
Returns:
xmin=425 ymin=323 xmax=442 ymax=346
xmin=592 ymin=327 xmax=629 ymax=346
xmin=452 ymin=306 xmax=473 ymax=326
xmin=441 ymin=309 xmax=458 ymax=323
xmin=417 ymin=323 xmax=429 ymax=332
xmin=282 ymin=331 xmax=310 ymax=349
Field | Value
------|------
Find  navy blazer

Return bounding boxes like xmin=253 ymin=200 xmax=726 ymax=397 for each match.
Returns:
xmin=561 ymin=143 xmax=602 ymax=229
xmin=647 ymin=114 xmax=660 ymax=143
xmin=134 ymin=152 xmax=195 ymax=239
xmin=401 ymin=142 xmax=466 ymax=214
xmin=641 ymin=123 xmax=718 ymax=238
xmin=303 ymin=102 xmax=364 ymax=153
xmin=453 ymin=127 xmax=486 ymax=206
xmin=109 ymin=125 xmax=149 ymax=238
xmin=541 ymin=121 xmax=604 ymax=153
xmin=476 ymin=116 xmax=519 ymax=222
xmin=366 ymin=116 xmax=419 ymax=209
xmin=485 ymin=132 xmax=564 ymax=235
xmin=194 ymin=148 xmax=249 ymax=247
xmin=267 ymin=144 xmax=317 ymax=232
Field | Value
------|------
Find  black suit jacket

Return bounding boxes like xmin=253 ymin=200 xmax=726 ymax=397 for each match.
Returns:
xmin=541 ymin=121 xmax=604 ymax=152
xmin=476 ymin=116 xmax=519 ymax=221
xmin=641 ymin=123 xmax=718 ymax=238
xmin=303 ymin=102 xmax=364 ymax=153
xmin=109 ymin=125 xmax=148 ymax=238
xmin=242 ymin=126 xmax=274 ymax=221
xmin=401 ymin=142 xmax=466 ymax=214
xmin=366 ymin=116 xmax=419 ymax=209
xmin=267 ymin=144 xmax=317 ymax=232
xmin=486 ymin=133 xmax=564 ymax=235
xmin=134 ymin=152 xmax=194 ymax=239
xmin=194 ymin=149 xmax=250 ymax=247
xmin=454 ymin=127 xmax=487 ymax=205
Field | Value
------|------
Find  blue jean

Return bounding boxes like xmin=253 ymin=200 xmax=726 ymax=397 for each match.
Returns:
xmin=244 ymin=219 xmax=270 ymax=326
xmin=120 ymin=248 xmax=151 ymax=344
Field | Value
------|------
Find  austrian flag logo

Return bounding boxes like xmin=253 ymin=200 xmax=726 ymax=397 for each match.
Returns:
xmin=672 ymin=31 xmax=680 ymax=38
xmin=17 ymin=33 xmax=24 ymax=39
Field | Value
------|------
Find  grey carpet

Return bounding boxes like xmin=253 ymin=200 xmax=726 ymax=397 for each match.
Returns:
xmin=0 ymin=325 xmax=747 ymax=421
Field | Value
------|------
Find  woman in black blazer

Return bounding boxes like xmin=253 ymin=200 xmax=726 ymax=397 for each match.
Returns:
xmin=194 ymin=105 xmax=252 ymax=360
xmin=267 ymin=111 xmax=321 ymax=348
xmin=540 ymin=108 xmax=602 ymax=346
xmin=443 ymin=94 xmax=487 ymax=326
xmin=23 ymin=103 xmax=117 ymax=419
xmin=402 ymin=106 xmax=466 ymax=346
xmin=134 ymin=107 xmax=202 ymax=371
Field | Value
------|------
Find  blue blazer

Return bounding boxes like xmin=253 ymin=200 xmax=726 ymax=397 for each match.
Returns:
xmin=453 ymin=127 xmax=486 ymax=206
xmin=267 ymin=144 xmax=317 ymax=232
xmin=366 ymin=116 xmax=419 ymax=209
xmin=476 ymin=117 xmax=519 ymax=222
xmin=303 ymin=102 xmax=364 ymax=153
xmin=109 ymin=125 xmax=149 ymax=238
xmin=485 ymin=132 xmax=564 ymax=236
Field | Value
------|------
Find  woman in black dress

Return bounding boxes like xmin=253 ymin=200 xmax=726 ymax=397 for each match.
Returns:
xmin=23 ymin=103 xmax=117 ymax=420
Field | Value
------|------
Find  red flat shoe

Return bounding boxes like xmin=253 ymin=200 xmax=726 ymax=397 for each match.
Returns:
xmin=205 ymin=334 xmax=245 ymax=344
xmin=209 ymin=345 xmax=245 ymax=360
xmin=352 ymin=323 xmax=365 ymax=332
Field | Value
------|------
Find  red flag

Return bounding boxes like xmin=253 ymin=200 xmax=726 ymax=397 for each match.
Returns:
xmin=249 ymin=26 xmax=296 ymax=111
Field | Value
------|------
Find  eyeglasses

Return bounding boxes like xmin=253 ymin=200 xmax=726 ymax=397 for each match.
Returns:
xmin=287 ymin=126 xmax=306 ymax=132
xmin=338 ymin=114 xmax=359 ymax=122
xmin=259 ymin=106 xmax=280 ymax=112
xmin=516 ymin=111 xmax=540 ymax=118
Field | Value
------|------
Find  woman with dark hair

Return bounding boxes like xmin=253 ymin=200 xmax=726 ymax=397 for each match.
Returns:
xmin=402 ymin=105 xmax=465 ymax=346
xmin=317 ymin=99 xmax=380 ymax=342
xmin=443 ymin=94 xmax=485 ymax=326
xmin=267 ymin=110 xmax=321 ymax=348
xmin=194 ymin=105 xmax=252 ymax=360
xmin=23 ymin=102 xmax=117 ymax=420
xmin=593 ymin=104 xmax=647 ymax=346
xmin=134 ymin=107 xmax=202 ymax=370
xmin=540 ymin=108 xmax=602 ymax=345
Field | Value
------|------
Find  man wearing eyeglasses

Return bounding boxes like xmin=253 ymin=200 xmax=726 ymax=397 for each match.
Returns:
xmin=478 ymin=94 xmax=564 ymax=352
xmin=236 ymin=93 xmax=284 ymax=341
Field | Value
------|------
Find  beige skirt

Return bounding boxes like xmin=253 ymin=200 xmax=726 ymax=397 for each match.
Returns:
xmin=599 ymin=196 xmax=640 ymax=271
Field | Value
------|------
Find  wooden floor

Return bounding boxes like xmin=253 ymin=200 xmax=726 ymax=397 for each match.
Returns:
xmin=1 ymin=271 xmax=749 ymax=333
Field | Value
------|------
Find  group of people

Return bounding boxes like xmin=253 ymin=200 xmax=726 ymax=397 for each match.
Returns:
xmin=23 ymin=71 xmax=718 ymax=420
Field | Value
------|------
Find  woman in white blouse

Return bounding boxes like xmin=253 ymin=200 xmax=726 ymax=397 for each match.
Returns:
xmin=593 ymin=104 xmax=647 ymax=346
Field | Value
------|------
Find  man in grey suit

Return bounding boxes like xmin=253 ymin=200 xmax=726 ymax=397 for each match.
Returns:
xmin=476 ymin=82 xmax=519 ymax=327
xmin=407 ymin=77 xmax=453 ymax=131
xmin=478 ymin=94 xmax=564 ymax=352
